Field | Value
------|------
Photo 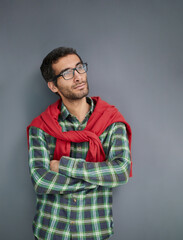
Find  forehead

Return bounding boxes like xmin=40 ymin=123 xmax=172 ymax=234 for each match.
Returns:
xmin=52 ymin=54 xmax=81 ymax=74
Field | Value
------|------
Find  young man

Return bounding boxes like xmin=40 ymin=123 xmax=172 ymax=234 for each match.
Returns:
xmin=27 ymin=47 xmax=132 ymax=240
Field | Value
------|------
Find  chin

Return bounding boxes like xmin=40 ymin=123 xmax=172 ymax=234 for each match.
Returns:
xmin=72 ymin=89 xmax=89 ymax=100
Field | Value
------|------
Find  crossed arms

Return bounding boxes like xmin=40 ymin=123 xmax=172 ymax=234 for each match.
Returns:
xmin=28 ymin=123 xmax=131 ymax=195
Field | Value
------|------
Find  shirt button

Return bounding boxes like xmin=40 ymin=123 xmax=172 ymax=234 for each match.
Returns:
xmin=78 ymin=126 xmax=81 ymax=130
xmin=71 ymin=221 xmax=74 ymax=224
xmin=73 ymin=199 xmax=77 ymax=203
xmin=78 ymin=146 xmax=82 ymax=150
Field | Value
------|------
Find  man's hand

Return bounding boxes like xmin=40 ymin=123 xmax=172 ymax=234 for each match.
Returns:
xmin=50 ymin=160 xmax=59 ymax=173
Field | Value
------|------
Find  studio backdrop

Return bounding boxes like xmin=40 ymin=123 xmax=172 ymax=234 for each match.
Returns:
xmin=1 ymin=0 xmax=183 ymax=239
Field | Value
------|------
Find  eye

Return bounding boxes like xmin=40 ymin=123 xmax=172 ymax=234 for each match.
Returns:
xmin=62 ymin=69 xmax=73 ymax=76
xmin=77 ymin=64 xmax=84 ymax=70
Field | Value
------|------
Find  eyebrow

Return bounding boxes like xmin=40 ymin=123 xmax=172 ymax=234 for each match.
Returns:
xmin=59 ymin=61 xmax=82 ymax=74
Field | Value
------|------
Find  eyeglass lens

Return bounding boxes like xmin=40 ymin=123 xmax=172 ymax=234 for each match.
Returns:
xmin=63 ymin=63 xmax=87 ymax=80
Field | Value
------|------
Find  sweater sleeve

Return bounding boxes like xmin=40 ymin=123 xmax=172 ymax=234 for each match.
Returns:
xmin=59 ymin=123 xmax=131 ymax=188
xmin=28 ymin=127 xmax=97 ymax=195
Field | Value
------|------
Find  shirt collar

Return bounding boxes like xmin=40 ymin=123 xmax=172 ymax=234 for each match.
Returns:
xmin=60 ymin=97 xmax=94 ymax=121
xmin=60 ymin=101 xmax=70 ymax=120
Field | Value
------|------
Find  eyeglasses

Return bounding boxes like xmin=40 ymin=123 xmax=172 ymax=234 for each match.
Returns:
xmin=52 ymin=62 xmax=88 ymax=81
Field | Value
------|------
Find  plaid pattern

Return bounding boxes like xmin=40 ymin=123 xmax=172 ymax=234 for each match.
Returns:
xmin=28 ymin=97 xmax=131 ymax=240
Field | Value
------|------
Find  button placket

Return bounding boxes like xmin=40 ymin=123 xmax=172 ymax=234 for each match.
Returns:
xmin=78 ymin=145 xmax=82 ymax=150
xmin=70 ymin=197 xmax=77 ymax=228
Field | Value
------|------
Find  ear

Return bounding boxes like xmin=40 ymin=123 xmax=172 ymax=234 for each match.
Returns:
xmin=47 ymin=82 xmax=58 ymax=93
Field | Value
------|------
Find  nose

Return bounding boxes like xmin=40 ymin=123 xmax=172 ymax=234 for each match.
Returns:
xmin=73 ymin=69 xmax=82 ymax=82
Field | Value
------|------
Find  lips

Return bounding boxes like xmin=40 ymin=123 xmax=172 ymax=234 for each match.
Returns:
xmin=73 ymin=83 xmax=86 ymax=89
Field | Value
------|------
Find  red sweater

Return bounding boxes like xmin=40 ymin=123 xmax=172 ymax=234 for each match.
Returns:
xmin=27 ymin=96 xmax=132 ymax=177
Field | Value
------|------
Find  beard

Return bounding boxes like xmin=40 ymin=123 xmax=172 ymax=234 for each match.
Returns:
xmin=57 ymin=78 xmax=89 ymax=101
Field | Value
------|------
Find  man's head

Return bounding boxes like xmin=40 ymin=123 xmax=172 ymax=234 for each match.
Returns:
xmin=40 ymin=47 xmax=89 ymax=101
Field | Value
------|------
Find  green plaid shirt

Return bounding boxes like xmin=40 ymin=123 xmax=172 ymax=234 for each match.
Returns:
xmin=28 ymin=97 xmax=131 ymax=240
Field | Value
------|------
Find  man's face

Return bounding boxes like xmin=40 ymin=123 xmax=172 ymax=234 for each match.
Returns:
xmin=51 ymin=54 xmax=89 ymax=101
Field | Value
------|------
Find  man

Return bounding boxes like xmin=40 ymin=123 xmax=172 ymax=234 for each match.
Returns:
xmin=27 ymin=47 xmax=132 ymax=240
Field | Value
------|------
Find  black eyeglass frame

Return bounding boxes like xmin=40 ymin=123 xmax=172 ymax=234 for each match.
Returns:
xmin=51 ymin=62 xmax=88 ymax=81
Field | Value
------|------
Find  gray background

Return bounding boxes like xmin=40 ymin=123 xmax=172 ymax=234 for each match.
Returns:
xmin=1 ymin=0 xmax=183 ymax=239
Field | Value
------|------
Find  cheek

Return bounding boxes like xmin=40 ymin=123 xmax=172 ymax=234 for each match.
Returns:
xmin=57 ymin=82 xmax=72 ymax=92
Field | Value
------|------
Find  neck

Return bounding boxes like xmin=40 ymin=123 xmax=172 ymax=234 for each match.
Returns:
xmin=61 ymin=97 xmax=90 ymax=123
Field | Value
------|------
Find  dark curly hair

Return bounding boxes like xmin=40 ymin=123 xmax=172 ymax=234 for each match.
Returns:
xmin=40 ymin=47 xmax=83 ymax=85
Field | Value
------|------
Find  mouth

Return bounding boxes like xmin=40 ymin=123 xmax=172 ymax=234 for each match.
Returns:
xmin=73 ymin=83 xmax=86 ymax=90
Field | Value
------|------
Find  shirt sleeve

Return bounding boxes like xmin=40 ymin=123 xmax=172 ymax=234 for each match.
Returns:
xmin=59 ymin=123 xmax=131 ymax=188
xmin=28 ymin=127 xmax=97 ymax=195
